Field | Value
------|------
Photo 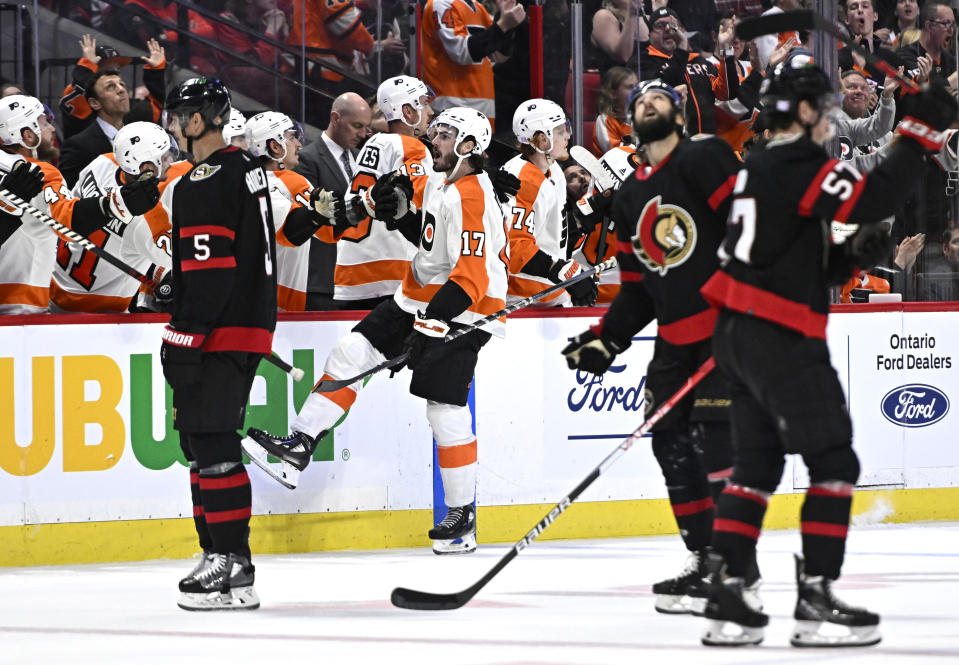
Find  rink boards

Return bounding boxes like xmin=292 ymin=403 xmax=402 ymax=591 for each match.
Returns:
xmin=1 ymin=305 xmax=958 ymax=565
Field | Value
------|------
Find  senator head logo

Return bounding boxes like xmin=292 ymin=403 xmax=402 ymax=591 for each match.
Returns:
xmin=631 ymin=196 xmax=697 ymax=276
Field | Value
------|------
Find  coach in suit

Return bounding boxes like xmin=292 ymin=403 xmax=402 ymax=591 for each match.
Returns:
xmin=294 ymin=92 xmax=371 ymax=310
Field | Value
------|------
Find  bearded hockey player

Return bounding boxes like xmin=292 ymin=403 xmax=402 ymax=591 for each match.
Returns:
xmin=0 ymin=94 xmax=158 ymax=312
xmin=244 ymin=108 xmax=508 ymax=555
xmin=563 ymin=79 xmax=741 ymax=615
xmin=699 ymin=55 xmax=957 ymax=647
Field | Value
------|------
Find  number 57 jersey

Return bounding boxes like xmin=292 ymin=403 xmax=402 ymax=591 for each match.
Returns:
xmin=395 ymin=170 xmax=509 ymax=337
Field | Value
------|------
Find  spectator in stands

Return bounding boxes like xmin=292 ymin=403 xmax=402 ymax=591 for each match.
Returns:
xmin=884 ymin=0 xmax=921 ymax=46
xmin=713 ymin=0 xmax=764 ymax=17
xmin=899 ymin=2 xmax=957 ymax=88
xmin=919 ymin=227 xmax=959 ymax=300
xmin=590 ymin=0 xmax=646 ymax=72
xmin=835 ymin=69 xmax=899 ymax=170
xmin=668 ymin=0 xmax=719 ymax=52
xmin=294 ymin=92 xmax=371 ymax=310
xmin=839 ymin=0 xmax=901 ymax=90
xmin=0 ymin=80 xmax=23 ymax=97
xmin=421 ymin=0 xmax=526 ymax=129
xmin=708 ymin=13 xmax=765 ymax=154
xmin=58 ymin=35 xmax=167 ymax=141
xmin=593 ymin=66 xmax=637 ymax=155
xmin=754 ymin=0 xmax=802 ymax=70
xmin=106 ymin=0 xmax=218 ymax=75
xmin=355 ymin=0 xmax=409 ymax=78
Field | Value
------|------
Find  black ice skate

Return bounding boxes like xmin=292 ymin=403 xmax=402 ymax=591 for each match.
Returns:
xmin=428 ymin=504 xmax=476 ymax=555
xmin=701 ymin=552 xmax=768 ymax=646
xmin=179 ymin=551 xmax=214 ymax=588
xmin=653 ymin=549 xmax=710 ymax=615
xmin=242 ymin=428 xmax=321 ymax=489
xmin=791 ymin=554 xmax=881 ymax=647
xmin=177 ymin=553 xmax=259 ymax=611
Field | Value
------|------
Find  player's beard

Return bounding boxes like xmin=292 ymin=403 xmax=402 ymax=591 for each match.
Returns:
xmin=633 ymin=109 xmax=679 ymax=145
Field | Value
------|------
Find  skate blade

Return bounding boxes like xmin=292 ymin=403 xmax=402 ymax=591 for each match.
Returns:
xmin=701 ymin=619 xmax=764 ymax=646
xmin=432 ymin=532 xmax=477 ymax=555
xmin=242 ymin=436 xmax=301 ymax=490
xmin=790 ymin=620 xmax=881 ymax=647
xmin=655 ymin=594 xmax=708 ymax=615
xmin=177 ymin=586 xmax=260 ymax=611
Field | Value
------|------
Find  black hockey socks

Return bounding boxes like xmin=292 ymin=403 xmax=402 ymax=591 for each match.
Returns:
xmin=653 ymin=430 xmax=715 ymax=551
xmin=188 ymin=461 xmax=213 ymax=551
xmin=197 ymin=461 xmax=252 ymax=559
xmin=800 ymin=482 xmax=853 ymax=579
xmin=711 ymin=483 xmax=770 ymax=578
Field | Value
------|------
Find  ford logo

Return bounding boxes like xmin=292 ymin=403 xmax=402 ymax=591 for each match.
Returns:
xmin=880 ymin=384 xmax=950 ymax=428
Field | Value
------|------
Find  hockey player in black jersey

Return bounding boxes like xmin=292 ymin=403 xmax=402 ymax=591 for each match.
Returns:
xmin=159 ymin=78 xmax=278 ymax=611
xmin=563 ymin=79 xmax=743 ymax=616
xmin=699 ymin=55 xmax=957 ymax=647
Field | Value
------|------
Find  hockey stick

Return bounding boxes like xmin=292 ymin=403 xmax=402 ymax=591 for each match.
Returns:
xmin=312 ymin=256 xmax=619 ymax=393
xmin=391 ymin=356 xmax=717 ymax=610
xmin=0 ymin=187 xmax=304 ymax=381
xmin=735 ymin=10 xmax=919 ymax=93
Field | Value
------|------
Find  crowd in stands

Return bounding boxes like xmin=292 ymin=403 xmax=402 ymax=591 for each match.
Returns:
xmin=2 ymin=0 xmax=959 ymax=315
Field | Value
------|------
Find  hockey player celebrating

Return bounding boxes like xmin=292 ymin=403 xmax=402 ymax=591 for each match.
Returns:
xmin=698 ymin=56 xmax=957 ymax=646
xmin=246 ymin=111 xmax=345 ymax=311
xmin=0 ymin=94 xmax=159 ymax=313
xmin=51 ymin=121 xmax=186 ymax=313
xmin=244 ymin=108 xmax=508 ymax=555
xmin=562 ymin=79 xmax=741 ymax=615
xmin=503 ymin=98 xmax=597 ymax=307
xmin=160 ymin=78 xmax=277 ymax=610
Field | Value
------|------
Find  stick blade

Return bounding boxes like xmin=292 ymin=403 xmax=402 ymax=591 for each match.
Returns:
xmin=391 ymin=586 xmax=470 ymax=611
xmin=736 ymin=9 xmax=816 ymax=41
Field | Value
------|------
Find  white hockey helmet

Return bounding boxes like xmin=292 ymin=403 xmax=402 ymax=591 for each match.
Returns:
xmin=512 ymin=98 xmax=569 ymax=153
xmin=428 ymin=107 xmax=491 ymax=156
xmin=377 ymin=75 xmax=432 ymax=125
xmin=245 ymin=111 xmax=298 ymax=160
xmin=221 ymin=106 xmax=246 ymax=143
xmin=113 ymin=121 xmax=173 ymax=176
xmin=0 ymin=94 xmax=46 ymax=148
xmin=598 ymin=145 xmax=641 ymax=192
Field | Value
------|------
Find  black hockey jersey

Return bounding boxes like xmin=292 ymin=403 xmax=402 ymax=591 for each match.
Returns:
xmin=701 ymin=133 xmax=927 ymax=339
xmin=599 ymin=136 xmax=739 ymax=349
xmin=165 ymin=146 xmax=277 ymax=353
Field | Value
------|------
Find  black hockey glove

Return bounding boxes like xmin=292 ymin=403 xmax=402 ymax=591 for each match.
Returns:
xmin=364 ymin=171 xmax=414 ymax=221
xmin=548 ymin=258 xmax=597 ymax=307
xmin=0 ymin=160 xmax=44 ymax=202
xmin=160 ymin=325 xmax=204 ymax=388
xmin=849 ymin=223 xmax=894 ymax=270
xmin=572 ymin=190 xmax=614 ymax=235
xmin=897 ymin=82 xmax=959 ymax=152
xmin=153 ymin=266 xmax=174 ymax=312
xmin=307 ymin=187 xmax=337 ymax=226
xmin=562 ymin=328 xmax=628 ymax=375
xmin=102 ymin=174 xmax=160 ymax=229
xmin=402 ymin=312 xmax=450 ymax=372
xmin=490 ymin=168 xmax=521 ymax=203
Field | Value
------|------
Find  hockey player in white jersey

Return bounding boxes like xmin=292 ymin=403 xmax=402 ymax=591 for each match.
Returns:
xmin=222 ymin=106 xmax=248 ymax=149
xmin=246 ymin=110 xmax=345 ymax=311
xmin=0 ymin=95 xmax=159 ymax=313
xmin=502 ymin=98 xmax=597 ymax=307
xmin=244 ymin=108 xmax=508 ymax=555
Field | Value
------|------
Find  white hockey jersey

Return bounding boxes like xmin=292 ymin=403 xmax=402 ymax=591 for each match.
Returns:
xmin=49 ymin=154 xmax=184 ymax=313
xmin=394 ymin=170 xmax=508 ymax=337
xmin=336 ymin=131 xmax=433 ymax=302
xmin=0 ymin=153 xmax=78 ymax=314
xmin=500 ymin=155 xmax=569 ymax=306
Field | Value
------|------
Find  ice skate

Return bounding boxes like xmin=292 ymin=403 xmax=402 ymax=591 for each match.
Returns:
xmin=242 ymin=428 xmax=321 ymax=489
xmin=790 ymin=554 xmax=881 ymax=647
xmin=177 ymin=553 xmax=260 ymax=611
xmin=179 ymin=551 xmax=214 ymax=588
xmin=701 ymin=552 xmax=768 ymax=646
xmin=652 ymin=549 xmax=709 ymax=615
xmin=429 ymin=504 xmax=476 ymax=555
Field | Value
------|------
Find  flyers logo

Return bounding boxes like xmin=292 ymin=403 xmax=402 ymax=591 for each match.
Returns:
xmin=631 ymin=196 xmax=697 ymax=276
xmin=190 ymin=164 xmax=221 ymax=181
xmin=420 ymin=211 xmax=436 ymax=251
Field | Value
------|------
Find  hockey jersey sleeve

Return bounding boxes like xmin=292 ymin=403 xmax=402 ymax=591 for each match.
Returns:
xmin=683 ymin=137 xmax=741 ymax=220
xmin=325 ymin=0 xmax=374 ymax=57
xmin=33 ymin=160 xmax=112 ymax=236
xmin=432 ymin=0 xmax=494 ymax=66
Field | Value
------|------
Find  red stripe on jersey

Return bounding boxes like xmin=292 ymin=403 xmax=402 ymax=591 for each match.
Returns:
xmin=658 ymin=307 xmax=718 ymax=345
xmin=700 ymin=271 xmax=827 ymax=339
xmin=801 ymin=521 xmax=848 ymax=538
xmin=672 ymin=496 xmax=714 ymax=517
xmin=620 ymin=270 xmax=643 ymax=282
xmin=189 ymin=472 xmax=199 ymax=484
xmin=198 ymin=472 xmax=250 ymax=491
xmin=708 ymin=174 xmax=737 ymax=211
xmin=722 ymin=483 xmax=769 ymax=506
xmin=798 ymin=159 xmax=839 ymax=216
xmin=807 ymin=483 xmax=854 ymax=498
xmin=833 ymin=174 xmax=867 ymax=223
xmin=180 ymin=225 xmax=236 ymax=240
xmin=616 ymin=240 xmax=633 ymax=255
xmin=204 ymin=326 xmax=273 ymax=353
xmin=713 ymin=518 xmax=761 ymax=540
xmin=193 ymin=505 xmax=204 ymax=517
xmin=204 ymin=507 xmax=252 ymax=524
xmin=182 ymin=256 xmax=237 ymax=271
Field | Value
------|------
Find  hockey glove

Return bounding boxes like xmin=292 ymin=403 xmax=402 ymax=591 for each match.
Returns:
xmin=572 ymin=190 xmax=614 ymax=235
xmin=562 ymin=328 xmax=626 ymax=375
xmin=308 ymin=187 xmax=337 ymax=224
xmin=160 ymin=325 xmax=204 ymax=367
xmin=0 ymin=160 xmax=44 ymax=203
xmin=103 ymin=174 xmax=160 ymax=228
xmin=897 ymin=82 xmax=958 ymax=152
xmin=849 ymin=223 xmax=894 ymax=270
xmin=153 ymin=266 xmax=174 ymax=312
xmin=490 ymin=168 xmax=521 ymax=203
xmin=364 ymin=171 xmax=415 ymax=221
xmin=402 ymin=312 xmax=450 ymax=372
xmin=549 ymin=258 xmax=597 ymax=307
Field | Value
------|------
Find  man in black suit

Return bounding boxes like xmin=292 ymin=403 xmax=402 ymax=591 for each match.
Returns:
xmin=294 ymin=92 xmax=372 ymax=310
xmin=58 ymin=69 xmax=131 ymax=188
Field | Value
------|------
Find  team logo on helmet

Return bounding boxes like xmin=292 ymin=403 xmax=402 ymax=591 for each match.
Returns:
xmin=631 ymin=196 xmax=697 ymax=276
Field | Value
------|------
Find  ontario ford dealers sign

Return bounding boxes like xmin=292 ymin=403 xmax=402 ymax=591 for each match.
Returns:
xmin=880 ymin=384 xmax=950 ymax=428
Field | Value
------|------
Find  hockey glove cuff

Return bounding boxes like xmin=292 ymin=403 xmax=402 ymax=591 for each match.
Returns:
xmin=160 ymin=325 xmax=204 ymax=365
xmin=573 ymin=190 xmax=614 ymax=234
xmin=403 ymin=312 xmax=450 ymax=371
xmin=104 ymin=174 xmax=160 ymax=227
xmin=547 ymin=258 xmax=583 ymax=285
xmin=308 ymin=187 xmax=336 ymax=224
xmin=562 ymin=329 xmax=624 ymax=375
xmin=897 ymin=117 xmax=950 ymax=152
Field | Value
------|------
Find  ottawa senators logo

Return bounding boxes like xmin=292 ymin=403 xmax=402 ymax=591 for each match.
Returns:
xmin=631 ymin=196 xmax=697 ymax=276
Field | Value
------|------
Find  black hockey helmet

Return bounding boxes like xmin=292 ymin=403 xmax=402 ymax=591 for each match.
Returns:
xmin=164 ymin=77 xmax=231 ymax=130
xmin=760 ymin=50 xmax=835 ymax=118
xmin=627 ymin=78 xmax=683 ymax=116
